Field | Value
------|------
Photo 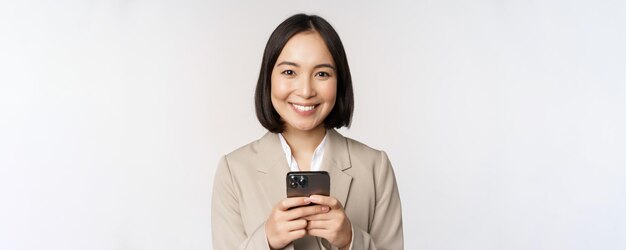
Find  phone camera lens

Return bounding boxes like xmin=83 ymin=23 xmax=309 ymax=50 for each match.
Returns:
xmin=289 ymin=175 xmax=298 ymax=188
xmin=298 ymin=176 xmax=307 ymax=187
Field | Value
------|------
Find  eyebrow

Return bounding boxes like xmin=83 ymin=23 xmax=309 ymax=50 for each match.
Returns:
xmin=276 ymin=61 xmax=336 ymax=71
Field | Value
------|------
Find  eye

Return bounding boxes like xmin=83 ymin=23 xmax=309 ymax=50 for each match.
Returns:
xmin=315 ymin=71 xmax=331 ymax=78
xmin=281 ymin=70 xmax=295 ymax=76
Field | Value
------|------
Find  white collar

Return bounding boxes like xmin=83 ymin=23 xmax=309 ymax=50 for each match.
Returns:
xmin=277 ymin=131 xmax=328 ymax=172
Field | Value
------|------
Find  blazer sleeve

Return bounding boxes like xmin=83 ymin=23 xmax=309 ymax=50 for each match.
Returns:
xmin=349 ymin=151 xmax=404 ymax=250
xmin=211 ymin=156 xmax=272 ymax=250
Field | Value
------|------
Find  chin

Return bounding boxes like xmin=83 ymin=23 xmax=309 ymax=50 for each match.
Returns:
xmin=287 ymin=123 xmax=323 ymax=132
xmin=292 ymin=126 xmax=316 ymax=132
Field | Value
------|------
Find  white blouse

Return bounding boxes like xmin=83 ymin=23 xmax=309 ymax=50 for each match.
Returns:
xmin=277 ymin=132 xmax=328 ymax=172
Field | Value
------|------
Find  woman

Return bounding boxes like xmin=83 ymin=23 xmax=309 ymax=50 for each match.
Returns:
xmin=212 ymin=14 xmax=403 ymax=250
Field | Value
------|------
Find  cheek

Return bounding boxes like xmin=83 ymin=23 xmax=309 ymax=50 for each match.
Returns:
xmin=320 ymin=81 xmax=338 ymax=105
xmin=270 ymin=77 xmax=290 ymax=101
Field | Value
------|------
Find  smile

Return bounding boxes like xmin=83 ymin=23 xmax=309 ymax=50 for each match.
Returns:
xmin=292 ymin=103 xmax=316 ymax=111
xmin=290 ymin=103 xmax=319 ymax=115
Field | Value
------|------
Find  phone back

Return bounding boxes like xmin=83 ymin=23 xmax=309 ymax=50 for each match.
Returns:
xmin=286 ymin=171 xmax=330 ymax=197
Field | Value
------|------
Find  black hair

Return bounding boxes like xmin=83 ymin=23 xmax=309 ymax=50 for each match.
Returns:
xmin=255 ymin=13 xmax=354 ymax=133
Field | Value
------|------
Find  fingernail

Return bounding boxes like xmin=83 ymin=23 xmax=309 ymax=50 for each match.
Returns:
xmin=307 ymin=196 xmax=319 ymax=202
xmin=304 ymin=198 xmax=312 ymax=204
xmin=321 ymin=206 xmax=329 ymax=212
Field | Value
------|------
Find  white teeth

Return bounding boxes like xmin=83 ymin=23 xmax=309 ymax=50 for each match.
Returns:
xmin=292 ymin=104 xmax=315 ymax=111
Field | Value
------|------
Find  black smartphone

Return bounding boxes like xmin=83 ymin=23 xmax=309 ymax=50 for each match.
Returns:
xmin=286 ymin=171 xmax=330 ymax=198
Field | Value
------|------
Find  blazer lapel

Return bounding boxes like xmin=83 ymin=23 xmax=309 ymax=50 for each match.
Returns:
xmin=255 ymin=132 xmax=291 ymax=210
xmin=320 ymin=130 xmax=353 ymax=209
xmin=255 ymin=130 xmax=354 ymax=210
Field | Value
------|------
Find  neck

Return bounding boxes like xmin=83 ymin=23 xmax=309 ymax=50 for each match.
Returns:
xmin=281 ymin=126 xmax=327 ymax=155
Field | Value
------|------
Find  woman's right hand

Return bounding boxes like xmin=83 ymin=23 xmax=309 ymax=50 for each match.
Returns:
xmin=265 ymin=197 xmax=330 ymax=249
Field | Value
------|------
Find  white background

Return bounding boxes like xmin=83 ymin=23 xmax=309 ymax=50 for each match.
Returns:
xmin=1 ymin=0 xmax=625 ymax=249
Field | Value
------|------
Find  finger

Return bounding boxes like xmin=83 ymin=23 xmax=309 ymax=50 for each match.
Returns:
xmin=280 ymin=219 xmax=308 ymax=232
xmin=306 ymin=228 xmax=330 ymax=239
xmin=284 ymin=205 xmax=329 ymax=220
xmin=302 ymin=213 xmax=332 ymax=221
xmin=306 ymin=220 xmax=328 ymax=230
xmin=281 ymin=229 xmax=306 ymax=243
xmin=306 ymin=195 xmax=342 ymax=209
xmin=277 ymin=197 xmax=311 ymax=211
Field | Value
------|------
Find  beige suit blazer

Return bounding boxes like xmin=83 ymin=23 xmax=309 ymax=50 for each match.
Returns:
xmin=212 ymin=130 xmax=403 ymax=249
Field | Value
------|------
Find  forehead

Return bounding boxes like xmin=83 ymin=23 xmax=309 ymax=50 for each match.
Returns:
xmin=276 ymin=31 xmax=334 ymax=66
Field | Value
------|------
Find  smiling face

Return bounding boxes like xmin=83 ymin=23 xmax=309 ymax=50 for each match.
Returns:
xmin=270 ymin=31 xmax=337 ymax=134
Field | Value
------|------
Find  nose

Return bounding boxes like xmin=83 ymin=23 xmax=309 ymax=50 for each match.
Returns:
xmin=297 ymin=75 xmax=316 ymax=98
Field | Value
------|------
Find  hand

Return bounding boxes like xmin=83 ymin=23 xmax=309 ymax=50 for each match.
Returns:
xmin=265 ymin=197 xmax=330 ymax=249
xmin=303 ymin=195 xmax=353 ymax=249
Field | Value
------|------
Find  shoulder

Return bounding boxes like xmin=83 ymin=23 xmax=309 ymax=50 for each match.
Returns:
xmin=346 ymin=136 xmax=383 ymax=159
xmin=224 ymin=138 xmax=262 ymax=162
xmin=219 ymin=132 xmax=281 ymax=172
xmin=222 ymin=137 xmax=262 ymax=166
xmin=332 ymin=130 xmax=389 ymax=167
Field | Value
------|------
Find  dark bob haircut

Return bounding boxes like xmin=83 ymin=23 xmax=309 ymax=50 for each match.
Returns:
xmin=255 ymin=13 xmax=354 ymax=133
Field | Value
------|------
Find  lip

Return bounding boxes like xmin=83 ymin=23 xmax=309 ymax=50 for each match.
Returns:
xmin=289 ymin=102 xmax=319 ymax=116
xmin=290 ymin=101 xmax=318 ymax=106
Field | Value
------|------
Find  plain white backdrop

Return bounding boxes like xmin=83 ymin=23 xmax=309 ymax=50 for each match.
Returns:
xmin=1 ymin=0 xmax=625 ymax=249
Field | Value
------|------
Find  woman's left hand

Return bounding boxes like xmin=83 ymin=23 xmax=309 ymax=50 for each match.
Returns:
xmin=303 ymin=195 xmax=352 ymax=250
